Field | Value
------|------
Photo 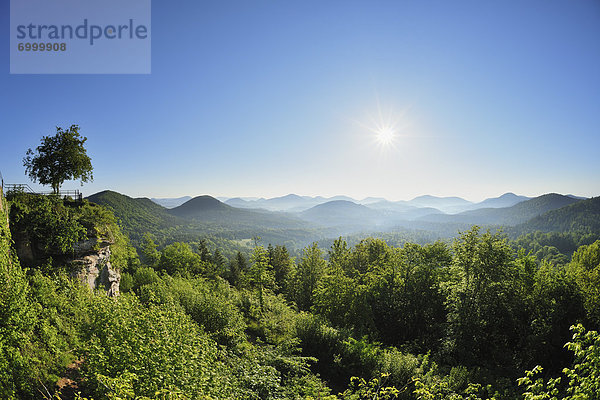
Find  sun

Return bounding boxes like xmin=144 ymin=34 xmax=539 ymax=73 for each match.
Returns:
xmin=375 ymin=127 xmax=396 ymax=146
xmin=354 ymin=100 xmax=409 ymax=151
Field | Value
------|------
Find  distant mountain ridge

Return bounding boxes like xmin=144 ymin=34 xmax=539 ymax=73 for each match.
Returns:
xmin=225 ymin=194 xmax=357 ymax=212
xmin=166 ymin=195 xmax=311 ymax=231
xmin=420 ymin=193 xmax=580 ymax=226
xmin=475 ymin=192 xmax=530 ymax=209
xmin=151 ymin=196 xmax=192 ymax=209
xmin=222 ymin=192 xmax=534 ymax=213
xmin=299 ymin=200 xmax=383 ymax=227
xmin=87 ymin=190 xmax=598 ymax=249
xmin=408 ymin=195 xmax=473 ymax=213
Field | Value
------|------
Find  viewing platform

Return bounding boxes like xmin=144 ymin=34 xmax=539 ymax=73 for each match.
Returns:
xmin=0 ymin=173 xmax=83 ymax=202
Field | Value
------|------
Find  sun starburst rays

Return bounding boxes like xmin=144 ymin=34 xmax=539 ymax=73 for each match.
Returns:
xmin=355 ymin=102 xmax=409 ymax=152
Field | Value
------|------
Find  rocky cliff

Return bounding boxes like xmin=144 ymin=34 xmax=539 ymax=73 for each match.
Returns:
xmin=6 ymin=192 xmax=121 ymax=296
xmin=70 ymin=238 xmax=120 ymax=297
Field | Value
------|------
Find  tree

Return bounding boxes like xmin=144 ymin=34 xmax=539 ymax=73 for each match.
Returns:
xmin=249 ymin=246 xmax=274 ymax=310
xmin=519 ymin=324 xmax=600 ymax=400
xmin=328 ymin=237 xmax=350 ymax=270
xmin=524 ymin=259 xmax=585 ymax=372
xmin=567 ymin=240 xmax=600 ymax=326
xmin=213 ymin=249 xmax=226 ymax=269
xmin=23 ymin=125 xmax=93 ymax=194
xmin=159 ymin=242 xmax=203 ymax=275
xmin=371 ymin=243 xmax=447 ymax=350
xmin=228 ymin=251 xmax=247 ymax=287
xmin=140 ymin=233 xmax=160 ymax=267
xmin=446 ymin=226 xmax=522 ymax=368
xmin=292 ymin=242 xmax=327 ymax=310
xmin=268 ymin=244 xmax=294 ymax=293
xmin=197 ymin=239 xmax=212 ymax=263
xmin=209 ymin=248 xmax=227 ymax=278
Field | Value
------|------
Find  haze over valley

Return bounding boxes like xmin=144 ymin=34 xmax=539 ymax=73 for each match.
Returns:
xmin=91 ymin=189 xmax=599 ymax=252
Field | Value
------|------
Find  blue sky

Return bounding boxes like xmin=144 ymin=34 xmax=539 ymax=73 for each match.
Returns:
xmin=1 ymin=0 xmax=599 ymax=202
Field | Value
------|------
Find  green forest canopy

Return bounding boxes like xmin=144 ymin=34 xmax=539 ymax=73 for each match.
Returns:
xmin=1 ymin=191 xmax=600 ymax=399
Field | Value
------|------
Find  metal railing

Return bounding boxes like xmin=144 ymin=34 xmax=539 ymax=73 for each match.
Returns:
xmin=3 ymin=183 xmax=37 ymax=194
xmin=0 ymin=172 xmax=82 ymax=201
xmin=3 ymin=183 xmax=82 ymax=202
xmin=38 ymin=189 xmax=83 ymax=201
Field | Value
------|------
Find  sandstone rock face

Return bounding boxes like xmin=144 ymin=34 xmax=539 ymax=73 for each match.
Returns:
xmin=5 ymin=191 xmax=121 ymax=296
xmin=11 ymin=232 xmax=121 ymax=296
xmin=12 ymin=231 xmax=121 ymax=297
xmin=70 ymin=244 xmax=120 ymax=297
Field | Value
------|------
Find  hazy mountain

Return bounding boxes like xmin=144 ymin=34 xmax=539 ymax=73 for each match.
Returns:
xmin=225 ymin=197 xmax=258 ymax=209
xmin=327 ymin=195 xmax=357 ymax=202
xmin=225 ymin=194 xmax=318 ymax=211
xmin=405 ymin=192 xmax=528 ymax=214
xmin=513 ymin=196 xmax=600 ymax=234
xmin=359 ymin=197 xmax=387 ymax=205
xmin=420 ymin=193 xmax=581 ymax=226
xmin=475 ymin=193 xmax=530 ymax=209
xmin=262 ymin=194 xmax=320 ymax=211
xmin=225 ymin=194 xmax=359 ymax=212
xmin=151 ymin=196 xmax=192 ymax=209
xmin=169 ymin=195 xmax=311 ymax=230
xmin=364 ymin=200 xmax=443 ymax=219
xmin=566 ymin=194 xmax=588 ymax=200
xmin=224 ymin=196 xmax=262 ymax=202
xmin=407 ymin=195 xmax=473 ymax=213
xmin=394 ymin=207 xmax=445 ymax=220
xmin=365 ymin=200 xmax=416 ymax=212
xmin=171 ymin=193 xmax=529 ymax=214
xmin=223 ymin=192 xmax=530 ymax=214
xmin=299 ymin=200 xmax=384 ymax=228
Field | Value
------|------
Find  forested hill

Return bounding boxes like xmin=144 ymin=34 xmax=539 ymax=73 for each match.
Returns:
xmin=512 ymin=196 xmax=600 ymax=235
xmin=86 ymin=190 xmax=183 ymax=240
xmin=87 ymin=191 xmax=319 ymax=247
xmin=419 ymin=193 xmax=581 ymax=226
xmin=167 ymin=195 xmax=310 ymax=228
xmin=169 ymin=195 xmax=232 ymax=216
xmin=299 ymin=200 xmax=382 ymax=226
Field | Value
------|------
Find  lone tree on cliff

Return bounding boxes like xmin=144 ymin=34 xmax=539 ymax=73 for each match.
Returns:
xmin=23 ymin=125 xmax=93 ymax=194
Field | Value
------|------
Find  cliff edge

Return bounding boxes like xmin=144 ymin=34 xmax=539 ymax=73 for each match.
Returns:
xmin=5 ymin=191 xmax=124 ymax=296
